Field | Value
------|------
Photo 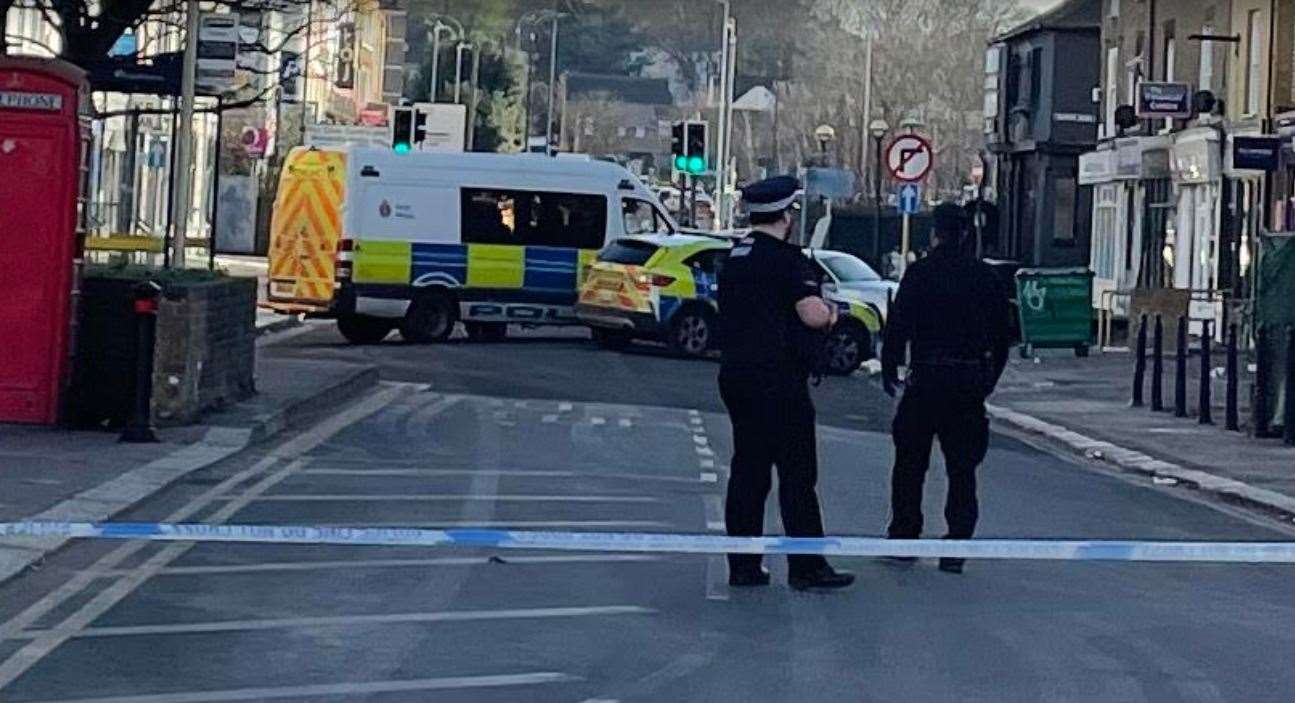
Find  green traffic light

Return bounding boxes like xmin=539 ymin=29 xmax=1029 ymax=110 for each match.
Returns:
xmin=687 ymin=155 xmax=706 ymax=174
xmin=393 ymin=142 xmax=411 ymax=154
xmin=674 ymin=154 xmax=688 ymax=171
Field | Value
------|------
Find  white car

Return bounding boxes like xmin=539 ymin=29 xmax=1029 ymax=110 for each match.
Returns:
xmin=806 ymin=249 xmax=899 ymax=324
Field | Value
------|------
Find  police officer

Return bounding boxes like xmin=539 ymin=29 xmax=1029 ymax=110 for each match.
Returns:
xmin=881 ymin=202 xmax=1011 ymax=574
xmin=717 ymin=176 xmax=854 ymax=591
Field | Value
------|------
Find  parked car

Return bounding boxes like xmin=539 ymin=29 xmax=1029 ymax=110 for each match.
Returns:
xmin=576 ymin=235 xmax=883 ymax=374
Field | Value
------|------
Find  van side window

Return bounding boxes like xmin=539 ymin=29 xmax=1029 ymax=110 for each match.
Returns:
xmin=462 ymin=188 xmax=606 ymax=249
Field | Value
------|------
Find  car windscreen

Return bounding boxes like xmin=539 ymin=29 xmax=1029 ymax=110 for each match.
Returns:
xmin=821 ymin=254 xmax=881 ymax=282
xmin=598 ymin=240 xmax=660 ymax=265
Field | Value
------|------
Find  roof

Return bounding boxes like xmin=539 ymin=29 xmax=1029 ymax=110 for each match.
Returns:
xmin=564 ymin=72 xmax=674 ymax=106
xmin=996 ymin=0 xmax=1100 ymax=42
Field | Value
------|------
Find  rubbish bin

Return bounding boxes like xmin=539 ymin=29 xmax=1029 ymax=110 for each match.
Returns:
xmin=1014 ymin=267 xmax=1094 ymax=357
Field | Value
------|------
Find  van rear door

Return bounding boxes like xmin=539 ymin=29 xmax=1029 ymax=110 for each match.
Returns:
xmin=266 ymin=148 xmax=345 ymax=311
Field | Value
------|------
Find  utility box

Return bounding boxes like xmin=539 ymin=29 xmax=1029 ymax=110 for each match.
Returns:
xmin=0 ymin=57 xmax=90 ymax=424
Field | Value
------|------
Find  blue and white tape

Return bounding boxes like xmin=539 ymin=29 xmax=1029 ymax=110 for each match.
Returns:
xmin=3 ymin=521 xmax=1295 ymax=563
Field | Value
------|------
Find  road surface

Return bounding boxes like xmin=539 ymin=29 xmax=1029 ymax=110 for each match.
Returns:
xmin=2 ymin=325 xmax=1294 ymax=702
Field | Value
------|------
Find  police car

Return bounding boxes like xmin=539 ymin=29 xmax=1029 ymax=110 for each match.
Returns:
xmin=576 ymin=235 xmax=883 ymax=374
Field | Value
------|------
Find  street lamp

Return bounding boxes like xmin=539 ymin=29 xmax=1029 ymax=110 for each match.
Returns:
xmin=515 ymin=10 xmax=564 ymax=154
xmin=453 ymin=42 xmax=474 ymax=104
xmin=814 ymin=124 xmax=836 ymax=164
xmin=869 ymin=118 xmax=890 ymax=269
xmin=426 ymin=18 xmax=463 ymax=103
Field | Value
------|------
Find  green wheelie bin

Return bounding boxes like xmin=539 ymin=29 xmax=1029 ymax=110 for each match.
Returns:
xmin=1014 ymin=267 xmax=1094 ymax=357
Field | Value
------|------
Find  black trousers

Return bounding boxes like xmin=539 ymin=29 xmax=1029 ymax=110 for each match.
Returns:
xmin=887 ymin=385 xmax=990 ymax=540
xmin=719 ymin=371 xmax=829 ymax=577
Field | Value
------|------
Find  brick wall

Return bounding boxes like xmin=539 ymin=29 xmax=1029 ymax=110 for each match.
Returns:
xmin=152 ymin=278 xmax=256 ymax=425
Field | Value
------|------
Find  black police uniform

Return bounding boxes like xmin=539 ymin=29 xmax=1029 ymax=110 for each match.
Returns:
xmin=717 ymin=178 xmax=845 ymax=587
xmin=881 ymin=212 xmax=1011 ymax=551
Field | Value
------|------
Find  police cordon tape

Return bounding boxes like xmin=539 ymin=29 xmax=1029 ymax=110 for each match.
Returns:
xmin=4 ymin=521 xmax=1295 ymax=563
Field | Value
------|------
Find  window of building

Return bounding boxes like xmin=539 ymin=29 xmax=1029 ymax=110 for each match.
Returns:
xmin=1199 ymin=24 xmax=1214 ymax=92
xmin=1053 ymin=177 xmax=1077 ymax=243
xmin=1245 ymin=10 xmax=1262 ymax=115
xmin=461 ymin=189 xmax=607 ymax=249
xmin=1029 ymin=47 xmax=1044 ymax=110
xmin=1109 ymin=0 xmax=1119 ymax=18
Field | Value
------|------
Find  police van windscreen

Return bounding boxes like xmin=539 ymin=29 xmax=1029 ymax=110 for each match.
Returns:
xmin=599 ymin=239 xmax=660 ymax=265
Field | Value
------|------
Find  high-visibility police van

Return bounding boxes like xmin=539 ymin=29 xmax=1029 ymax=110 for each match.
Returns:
xmin=332 ymin=148 xmax=678 ymax=344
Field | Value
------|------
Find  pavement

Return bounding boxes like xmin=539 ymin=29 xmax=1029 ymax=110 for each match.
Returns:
xmin=3 ymin=327 xmax=1295 ymax=699
xmin=0 ymin=321 xmax=376 ymax=587
xmin=989 ymin=349 xmax=1295 ymax=520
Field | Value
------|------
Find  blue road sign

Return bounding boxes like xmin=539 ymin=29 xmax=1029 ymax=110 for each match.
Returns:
xmin=898 ymin=183 xmax=922 ymax=215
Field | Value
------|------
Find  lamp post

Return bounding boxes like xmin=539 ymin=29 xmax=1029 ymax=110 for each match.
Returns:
xmin=453 ymin=43 xmax=473 ymax=104
xmin=869 ymin=118 xmax=890 ymax=270
xmin=814 ymin=124 xmax=836 ymax=166
xmin=515 ymin=10 xmax=563 ymax=153
xmin=426 ymin=19 xmax=462 ymax=103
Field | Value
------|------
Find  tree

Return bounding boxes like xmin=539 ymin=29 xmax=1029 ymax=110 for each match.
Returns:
xmin=405 ymin=38 xmax=519 ymax=152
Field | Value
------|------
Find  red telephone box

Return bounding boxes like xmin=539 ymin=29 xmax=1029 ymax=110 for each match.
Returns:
xmin=0 ymin=57 xmax=90 ymax=424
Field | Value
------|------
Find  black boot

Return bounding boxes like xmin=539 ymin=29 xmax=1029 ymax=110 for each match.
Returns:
xmin=729 ymin=567 xmax=771 ymax=587
xmin=938 ymin=557 xmax=965 ymax=574
xmin=788 ymin=564 xmax=855 ymax=591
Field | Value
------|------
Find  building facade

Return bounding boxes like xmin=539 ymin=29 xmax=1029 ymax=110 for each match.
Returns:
xmin=986 ymin=0 xmax=1102 ymax=268
xmin=1074 ymin=0 xmax=1295 ymax=327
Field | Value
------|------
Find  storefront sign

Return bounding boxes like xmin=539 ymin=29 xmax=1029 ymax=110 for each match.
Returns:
xmin=1078 ymin=149 xmax=1114 ymax=185
xmin=1231 ymin=135 xmax=1280 ymax=172
xmin=1115 ymin=138 xmax=1142 ymax=180
xmin=1136 ymin=82 xmax=1192 ymax=119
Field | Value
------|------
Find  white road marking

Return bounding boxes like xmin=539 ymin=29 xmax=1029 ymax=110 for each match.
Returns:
xmin=692 ymin=434 xmax=709 ymax=446
xmin=699 ymin=459 xmax=715 ymax=469
xmin=618 ymin=418 xmax=633 ymax=428
xmin=591 ymin=416 xmax=607 ymax=426
xmin=700 ymin=472 xmax=719 ymax=483
xmin=703 ymin=495 xmax=725 ymax=532
xmin=0 ymin=385 xmax=414 ymax=688
xmin=559 ymin=402 xmax=574 ymax=412
xmin=299 ymin=468 xmax=704 ymax=485
xmin=705 ymin=557 xmax=729 ymax=602
xmin=542 ymin=414 xmax=559 ymax=423
xmin=33 ymin=606 xmax=653 ymax=639
xmin=695 ymin=447 xmax=715 ymax=457
xmin=315 ymin=520 xmax=669 ymax=529
xmin=104 ymin=555 xmax=663 ymax=577
xmin=221 ymin=494 xmax=660 ymax=503
xmin=34 ymin=672 xmax=580 ymax=702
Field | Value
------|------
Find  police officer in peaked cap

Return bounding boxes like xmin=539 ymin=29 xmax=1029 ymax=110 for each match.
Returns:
xmin=716 ymin=175 xmax=855 ymax=591
xmin=881 ymin=202 xmax=1012 ymax=574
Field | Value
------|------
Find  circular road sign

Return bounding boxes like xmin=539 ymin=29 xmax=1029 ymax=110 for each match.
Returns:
xmin=886 ymin=134 xmax=934 ymax=183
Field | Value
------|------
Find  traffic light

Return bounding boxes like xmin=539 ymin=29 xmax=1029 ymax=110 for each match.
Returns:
xmin=390 ymin=106 xmax=415 ymax=153
xmin=671 ymin=121 xmax=686 ymax=171
xmin=685 ymin=121 xmax=708 ymax=175
xmin=670 ymin=120 xmax=709 ymax=175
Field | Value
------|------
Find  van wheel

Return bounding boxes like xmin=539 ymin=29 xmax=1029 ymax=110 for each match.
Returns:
xmin=400 ymin=291 xmax=457 ymax=343
xmin=337 ymin=314 xmax=393 ymax=345
xmin=826 ymin=322 xmax=871 ymax=375
xmin=592 ymin=328 xmax=632 ymax=350
xmin=669 ymin=307 xmax=716 ymax=357
xmin=466 ymin=322 xmax=508 ymax=342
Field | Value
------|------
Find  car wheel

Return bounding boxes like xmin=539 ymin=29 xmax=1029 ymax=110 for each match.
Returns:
xmin=466 ymin=322 xmax=507 ymax=342
xmin=399 ymin=291 xmax=457 ymax=343
xmin=592 ymin=328 xmax=632 ymax=350
xmin=669 ymin=307 xmax=716 ymax=357
xmin=337 ymin=314 xmax=393 ymax=345
xmin=826 ymin=323 xmax=871 ymax=375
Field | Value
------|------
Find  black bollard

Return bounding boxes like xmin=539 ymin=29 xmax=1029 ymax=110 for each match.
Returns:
xmin=1199 ymin=320 xmax=1213 ymax=425
xmin=1132 ymin=314 xmax=1148 ymax=407
xmin=120 ymin=280 xmax=162 ymax=443
xmin=1285 ymin=328 xmax=1295 ymax=446
xmin=1226 ymin=323 xmax=1240 ymax=431
xmin=1151 ymin=314 xmax=1165 ymax=412
xmin=1256 ymin=325 xmax=1271 ymax=437
xmin=1174 ymin=315 xmax=1188 ymax=418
